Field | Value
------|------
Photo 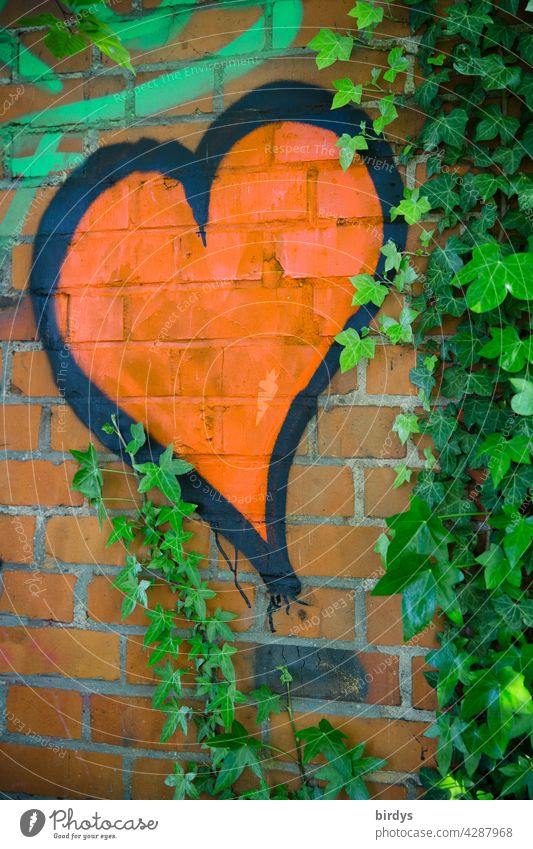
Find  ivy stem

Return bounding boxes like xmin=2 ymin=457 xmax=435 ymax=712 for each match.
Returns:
xmin=438 ymin=512 xmax=487 ymax=519
xmin=285 ymin=678 xmax=306 ymax=784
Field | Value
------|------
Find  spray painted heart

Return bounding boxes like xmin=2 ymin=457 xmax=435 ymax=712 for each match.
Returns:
xmin=32 ymin=84 xmax=406 ymax=601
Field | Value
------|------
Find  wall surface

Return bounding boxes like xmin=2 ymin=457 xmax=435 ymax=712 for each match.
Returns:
xmin=0 ymin=0 xmax=437 ymax=800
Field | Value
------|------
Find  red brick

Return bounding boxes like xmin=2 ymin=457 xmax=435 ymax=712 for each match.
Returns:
xmin=366 ymin=594 xmax=439 ymax=649
xmin=45 ymin=515 xmax=126 ymax=566
xmin=87 ymin=576 xmax=175 ymax=627
xmin=287 ymin=523 xmax=383 ymax=579
xmin=0 ymin=405 xmax=41 ymax=450
xmin=11 ymin=244 xmax=34 ymax=290
xmin=412 ymin=655 xmax=438 ymax=711
xmin=272 ymin=585 xmax=355 ymax=641
xmin=317 ymin=406 xmax=404 ymax=459
xmin=132 ymin=756 xmax=174 ymax=799
xmin=19 ymin=30 xmax=91 ymax=73
xmin=0 ymin=515 xmax=35 ymax=564
xmin=91 ymin=694 xmax=199 ymax=753
xmin=0 ymin=460 xmax=82 ymax=506
xmin=11 ymin=350 xmax=59 ymax=397
xmin=0 ymin=627 xmax=120 ymax=680
xmin=366 ymin=346 xmax=417 ymax=395
xmin=364 ymin=467 xmax=414 ymax=518
xmin=0 ymin=743 xmax=122 ymax=799
xmin=50 ymin=406 xmax=105 ymax=452
xmin=367 ymin=781 xmax=408 ymax=800
xmin=0 ymin=297 xmax=37 ymax=341
xmin=287 ymin=465 xmax=354 ymax=517
xmin=270 ymin=713 xmax=436 ymax=773
xmin=6 ymin=686 xmax=83 ymax=739
xmin=0 ymin=570 xmax=76 ymax=621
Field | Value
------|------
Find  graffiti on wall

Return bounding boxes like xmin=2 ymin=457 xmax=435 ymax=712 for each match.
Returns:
xmin=0 ymin=0 xmax=304 ymax=242
xmin=30 ymin=84 xmax=406 ymax=613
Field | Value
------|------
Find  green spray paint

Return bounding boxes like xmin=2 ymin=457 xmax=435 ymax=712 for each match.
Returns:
xmin=0 ymin=0 xmax=302 ymax=252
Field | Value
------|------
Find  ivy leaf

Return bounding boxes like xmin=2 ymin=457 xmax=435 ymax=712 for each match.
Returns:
xmin=474 ymin=104 xmax=520 ymax=144
xmin=393 ymin=464 xmax=412 ymax=488
xmin=153 ymin=662 xmax=184 ymax=709
xmin=391 ymin=187 xmax=431 ymax=225
xmin=402 ymin=570 xmax=438 ymax=640
xmin=332 ymin=78 xmax=363 ymax=108
xmin=420 ymin=108 xmax=469 ymax=150
xmin=135 ymin=445 xmax=192 ymax=501
xmin=452 ymin=243 xmax=506 ymax=312
xmin=336 ymin=133 xmax=368 ymax=171
xmin=471 ymin=173 xmax=508 ymax=201
xmin=335 ymin=328 xmax=376 ymax=372
xmin=477 ymin=433 xmax=531 ymax=488
xmin=424 ymin=173 xmax=460 ymax=213
xmin=348 ymin=1 xmax=384 ymax=30
xmin=510 ymin=379 xmax=533 ymax=416
xmin=350 ymin=273 xmax=388 ymax=307
xmin=78 ymin=13 xmax=134 ymax=72
xmin=373 ymin=94 xmax=398 ymax=134
xmin=308 ymin=28 xmax=354 ymax=69
xmin=479 ymin=326 xmax=530 ymax=372
xmin=380 ymin=239 xmax=402 ymax=273
xmin=70 ymin=443 xmax=103 ymax=502
xmin=126 ymin=421 xmax=146 ymax=456
xmin=107 ymin=516 xmax=136 ymax=547
xmin=476 ymin=545 xmax=520 ymax=590
xmin=393 ymin=413 xmax=420 ymax=445
xmin=295 ymin=718 xmax=348 ymax=764
xmin=164 ymin=762 xmax=199 ymax=801
xmin=444 ymin=3 xmax=491 ymax=45
xmin=160 ymin=703 xmax=191 ymax=743
xmin=384 ymin=47 xmax=409 ymax=82
xmin=249 ymin=685 xmax=284 ymax=724
xmin=45 ymin=24 xmax=88 ymax=58
xmin=379 ymin=307 xmax=418 ymax=343
xmin=499 ymin=756 xmax=533 ymax=798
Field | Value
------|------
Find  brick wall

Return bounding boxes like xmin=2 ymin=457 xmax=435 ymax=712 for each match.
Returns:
xmin=0 ymin=0 xmax=436 ymax=799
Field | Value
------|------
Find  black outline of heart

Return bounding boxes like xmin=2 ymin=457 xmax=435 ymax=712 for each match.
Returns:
xmin=31 ymin=82 xmax=406 ymax=600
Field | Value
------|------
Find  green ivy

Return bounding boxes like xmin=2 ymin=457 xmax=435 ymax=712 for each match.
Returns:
xmin=311 ymin=0 xmax=533 ymax=799
xmin=71 ymin=418 xmax=385 ymax=799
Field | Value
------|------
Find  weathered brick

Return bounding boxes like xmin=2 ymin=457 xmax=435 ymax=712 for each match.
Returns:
xmin=0 ymin=297 xmax=37 ymax=341
xmin=0 ymin=627 xmax=120 ymax=679
xmin=131 ymin=756 xmax=174 ymax=799
xmin=0 ymin=570 xmax=76 ymax=621
xmin=0 ymin=515 xmax=35 ymax=564
xmin=317 ymin=406 xmax=404 ymax=459
xmin=286 ymin=523 xmax=383 ymax=579
xmin=364 ymin=467 xmax=414 ymax=518
xmin=91 ymin=694 xmax=198 ymax=752
xmin=50 ymin=406 xmax=105 ymax=452
xmin=412 ymin=655 xmax=438 ymax=711
xmin=270 ymin=713 xmax=436 ymax=772
xmin=271 ymin=585 xmax=356 ymax=641
xmin=366 ymin=594 xmax=439 ymax=649
xmin=0 ymin=404 xmax=41 ymax=451
xmin=45 ymin=515 xmax=126 ymax=566
xmin=10 ymin=350 xmax=59 ymax=397
xmin=287 ymin=465 xmax=354 ymax=517
xmin=0 ymin=460 xmax=82 ymax=507
xmin=11 ymin=244 xmax=34 ymax=290
xmin=0 ymin=743 xmax=122 ymax=799
xmin=366 ymin=346 xmax=417 ymax=395
xmin=6 ymin=685 xmax=83 ymax=739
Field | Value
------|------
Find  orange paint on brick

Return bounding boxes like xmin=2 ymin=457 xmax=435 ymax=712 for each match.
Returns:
xmin=55 ymin=123 xmax=383 ymax=537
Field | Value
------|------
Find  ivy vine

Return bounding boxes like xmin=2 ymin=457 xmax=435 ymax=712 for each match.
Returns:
xmin=71 ymin=417 xmax=386 ymax=799
xmin=311 ymin=0 xmax=533 ymax=799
